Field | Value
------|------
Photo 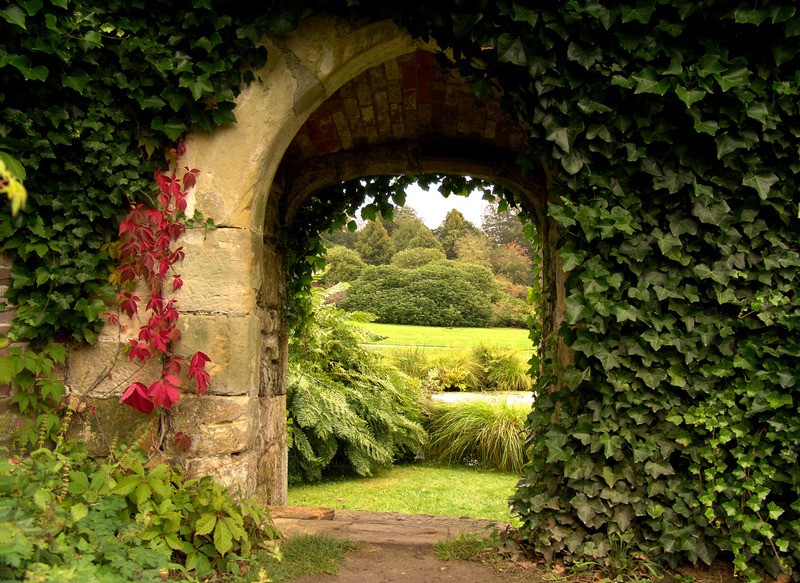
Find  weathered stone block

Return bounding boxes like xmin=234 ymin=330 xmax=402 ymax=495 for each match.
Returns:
xmin=186 ymin=451 xmax=259 ymax=499
xmin=260 ymin=395 xmax=286 ymax=448
xmin=177 ymin=313 xmax=260 ymax=397
xmin=258 ymin=442 xmax=288 ymax=505
xmin=172 ymin=395 xmax=256 ymax=456
xmin=68 ymin=397 xmax=158 ymax=455
xmin=67 ymin=340 xmax=162 ymax=398
xmin=175 ymin=227 xmax=263 ymax=314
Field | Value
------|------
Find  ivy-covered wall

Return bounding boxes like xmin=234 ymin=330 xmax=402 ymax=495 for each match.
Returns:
xmin=2 ymin=1 xmax=798 ymax=580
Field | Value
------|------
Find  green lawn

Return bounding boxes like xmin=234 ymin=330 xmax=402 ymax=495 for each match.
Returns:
xmin=351 ymin=321 xmax=533 ymax=351
xmin=288 ymin=462 xmax=519 ymax=524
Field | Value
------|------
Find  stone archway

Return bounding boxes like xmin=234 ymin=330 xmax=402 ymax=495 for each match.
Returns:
xmin=66 ymin=15 xmax=568 ymax=505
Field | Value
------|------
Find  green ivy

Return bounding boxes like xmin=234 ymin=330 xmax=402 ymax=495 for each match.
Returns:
xmin=0 ymin=0 xmax=269 ymax=345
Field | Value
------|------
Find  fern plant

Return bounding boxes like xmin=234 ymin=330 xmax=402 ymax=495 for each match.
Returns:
xmin=288 ymin=293 xmax=427 ymax=482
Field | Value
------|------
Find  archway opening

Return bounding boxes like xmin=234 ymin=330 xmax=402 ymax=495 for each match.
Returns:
xmin=264 ymin=48 xmax=565 ymax=518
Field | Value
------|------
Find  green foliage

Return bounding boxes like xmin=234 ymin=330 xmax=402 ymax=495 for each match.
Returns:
xmin=425 ymin=399 xmax=529 ymax=473
xmin=0 ymin=421 xmax=278 ymax=581
xmin=287 ymin=293 xmax=427 ymax=482
xmin=318 ymin=245 xmax=365 ymax=287
xmin=354 ymin=219 xmax=396 ymax=265
xmin=490 ymin=294 xmax=531 ymax=329
xmin=391 ymin=246 xmax=446 ymax=268
xmin=0 ymin=343 xmax=67 ymax=448
xmin=0 ymin=0 xmax=270 ymax=345
xmin=470 ymin=344 xmax=533 ymax=393
xmin=435 ymin=208 xmax=481 ymax=259
xmin=342 ymin=261 xmax=497 ymax=327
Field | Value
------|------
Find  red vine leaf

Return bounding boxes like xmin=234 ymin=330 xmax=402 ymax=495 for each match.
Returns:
xmin=174 ymin=431 xmax=192 ymax=452
xmin=120 ymin=381 xmax=154 ymax=414
xmin=151 ymin=376 xmax=181 ymax=410
xmin=188 ymin=351 xmax=211 ymax=396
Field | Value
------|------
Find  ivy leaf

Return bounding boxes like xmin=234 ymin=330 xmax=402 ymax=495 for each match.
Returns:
xmin=742 ymin=172 xmax=778 ymax=199
xmin=151 ymin=117 xmax=188 ymax=142
xmin=631 ymin=68 xmax=670 ymax=95
xmin=675 ymin=85 xmax=705 ymax=108
xmin=567 ymin=42 xmax=602 ymax=69
xmin=692 ymin=201 xmax=730 ymax=224
xmin=496 ymin=33 xmax=527 ymax=67
xmin=621 ymin=1 xmax=656 ymax=24
xmin=733 ymin=7 xmax=770 ymax=25
xmin=63 ymin=70 xmax=92 ymax=94
xmin=0 ymin=5 xmax=27 ymax=29
xmin=6 ymin=54 xmax=48 ymax=81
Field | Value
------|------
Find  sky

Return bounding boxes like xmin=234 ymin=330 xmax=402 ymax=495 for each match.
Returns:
xmin=403 ymin=184 xmax=488 ymax=230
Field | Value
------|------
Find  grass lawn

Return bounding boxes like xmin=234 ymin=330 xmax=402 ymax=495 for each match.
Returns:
xmin=288 ymin=462 xmax=519 ymax=524
xmin=351 ymin=321 xmax=533 ymax=351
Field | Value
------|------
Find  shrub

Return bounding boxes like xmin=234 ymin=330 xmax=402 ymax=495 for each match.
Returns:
xmin=319 ymin=245 xmax=365 ymax=287
xmin=490 ymin=294 xmax=531 ymax=328
xmin=288 ymin=293 xmax=427 ymax=482
xmin=425 ymin=399 xmax=529 ymax=473
xmin=426 ymin=351 xmax=482 ymax=392
xmin=0 ymin=423 xmax=278 ymax=581
xmin=342 ymin=262 xmax=497 ymax=327
xmin=391 ymin=247 xmax=446 ymax=268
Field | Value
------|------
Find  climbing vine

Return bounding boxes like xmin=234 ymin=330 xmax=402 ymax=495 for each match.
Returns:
xmin=2 ymin=0 xmax=799 ymax=581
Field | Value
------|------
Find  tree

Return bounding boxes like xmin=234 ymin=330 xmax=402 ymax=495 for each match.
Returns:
xmin=390 ymin=210 xmax=443 ymax=253
xmin=454 ymin=232 xmax=494 ymax=270
xmin=342 ymin=262 xmax=497 ymax=327
xmin=492 ymin=242 xmax=533 ymax=285
xmin=434 ymin=209 xmax=480 ymax=259
xmin=481 ymin=200 xmax=532 ymax=258
xmin=354 ymin=220 xmax=396 ymax=265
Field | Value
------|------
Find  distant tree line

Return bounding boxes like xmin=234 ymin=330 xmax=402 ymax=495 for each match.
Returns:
xmin=319 ymin=200 xmax=534 ymax=328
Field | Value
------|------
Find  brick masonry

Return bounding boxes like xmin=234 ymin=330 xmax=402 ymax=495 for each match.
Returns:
xmin=283 ymin=51 xmax=528 ymax=167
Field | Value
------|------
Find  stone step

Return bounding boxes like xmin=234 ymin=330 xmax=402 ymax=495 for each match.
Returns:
xmin=271 ymin=509 xmax=511 ymax=547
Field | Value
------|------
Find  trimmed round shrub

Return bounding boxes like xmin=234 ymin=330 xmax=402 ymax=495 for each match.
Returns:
xmin=341 ymin=262 xmax=497 ymax=327
xmin=391 ymin=247 xmax=446 ymax=268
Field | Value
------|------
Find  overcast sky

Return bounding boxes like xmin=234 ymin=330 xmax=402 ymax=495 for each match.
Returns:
xmin=403 ymin=184 xmax=488 ymax=230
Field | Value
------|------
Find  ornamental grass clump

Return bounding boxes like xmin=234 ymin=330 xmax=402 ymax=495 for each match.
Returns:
xmin=425 ymin=399 xmax=529 ymax=474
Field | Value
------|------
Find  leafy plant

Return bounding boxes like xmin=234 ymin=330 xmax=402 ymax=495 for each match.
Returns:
xmin=287 ymin=292 xmax=427 ymax=482
xmin=0 ymin=419 xmax=279 ymax=581
xmin=0 ymin=342 xmax=67 ymax=448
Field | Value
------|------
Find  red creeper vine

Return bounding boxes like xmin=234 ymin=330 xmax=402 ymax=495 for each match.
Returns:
xmin=108 ymin=142 xmax=210 ymax=414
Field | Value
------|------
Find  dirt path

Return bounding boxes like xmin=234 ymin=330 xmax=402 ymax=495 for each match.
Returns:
xmin=272 ymin=508 xmax=535 ymax=582
xmin=287 ymin=543 xmax=535 ymax=583
xmin=271 ymin=508 xmax=739 ymax=583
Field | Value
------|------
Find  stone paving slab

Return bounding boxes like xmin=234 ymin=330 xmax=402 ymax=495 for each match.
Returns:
xmin=271 ymin=508 xmax=511 ymax=547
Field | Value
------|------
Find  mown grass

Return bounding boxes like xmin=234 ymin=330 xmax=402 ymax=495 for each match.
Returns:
xmin=288 ymin=462 xmax=519 ymax=524
xmin=350 ymin=321 xmax=533 ymax=351
xmin=241 ymin=534 xmax=360 ymax=582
